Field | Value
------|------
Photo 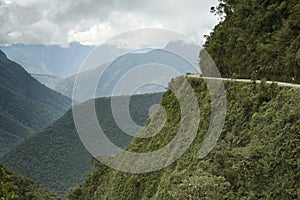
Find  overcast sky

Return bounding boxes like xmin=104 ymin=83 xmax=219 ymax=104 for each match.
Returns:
xmin=0 ymin=0 xmax=219 ymax=46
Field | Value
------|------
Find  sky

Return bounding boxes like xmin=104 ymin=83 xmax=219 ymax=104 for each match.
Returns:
xmin=0 ymin=0 xmax=219 ymax=46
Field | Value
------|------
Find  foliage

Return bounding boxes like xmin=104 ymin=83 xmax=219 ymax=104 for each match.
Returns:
xmin=68 ymin=77 xmax=300 ymax=199
xmin=0 ymin=93 xmax=163 ymax=196
xmin=0 ymin=165 xmax=14 ymax=200
xmin=171 ymin=171 xmax=231 ymax=200
xmin=0 ymin=50 xmax=71 ymax=156
xmin=0 ymin=164 xmax=59 ymax=200
xmin=202 ymin=0 xmax=300 ymax=83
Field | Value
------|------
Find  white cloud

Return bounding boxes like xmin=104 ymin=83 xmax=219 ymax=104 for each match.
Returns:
xmin=0 ymin=0 xmax=219 ymax=46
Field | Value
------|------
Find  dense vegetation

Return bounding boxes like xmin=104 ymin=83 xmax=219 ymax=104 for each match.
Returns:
xmin=68 ymin=77 xmax=300 ymax=199
xmin=0 ymin=50 xmax=71 ymax=156
xmin=0 ymin=164 xmax=59 ymax=200
xmin=202 ymin=0 xmax=300 ymax=82
xmin=2 ymin=1 xmax=299 ymax=199
xmin=0 ymin=93 xmax=162 ymax=195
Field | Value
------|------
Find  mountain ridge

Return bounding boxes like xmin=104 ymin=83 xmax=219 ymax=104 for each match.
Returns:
xmin=0 ymin=92 xmax=163 ymax=195
xmin=0 ymin=50 xmax=71 ymax=156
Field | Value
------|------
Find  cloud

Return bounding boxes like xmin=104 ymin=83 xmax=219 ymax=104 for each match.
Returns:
xmin=0 ymin=0 xmax=219 ymax=46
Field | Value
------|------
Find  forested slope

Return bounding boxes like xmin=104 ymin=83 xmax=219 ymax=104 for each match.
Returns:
xmin=0 ymin=164 xmax=59 ymax=200
xmin=66 ymin=1 xmax=300 ymax=199
xmin=0 ymin=50 xmax=71 ymax=156
xmin=1 ymin=93 xmax=163 ymax=195
xmin=68 ymin=77 xmax=300 ymax=199
xmin=202 ymin=0 xmax=300 ymax=82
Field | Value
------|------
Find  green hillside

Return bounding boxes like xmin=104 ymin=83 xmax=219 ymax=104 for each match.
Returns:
xmin=0 ymin=164 xmax=59 ymax=200
xmin=68 ymin=77 xmax=300 ymax=199
xmin=0 ymin=93 xmax=163 ymax=195
xmin=67 ymin=1 xmax=300 ymax=198
xmin=202 ymin=0 xmax=300 ymax=82
xmin=0 ymin=50 xmax=71 ymax=156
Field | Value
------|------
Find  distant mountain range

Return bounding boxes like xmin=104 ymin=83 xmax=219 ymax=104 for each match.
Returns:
xmin=0 ymin=93 xmax=163 ymax=195
xmin=0 ymin=42 xmax=129 ymax=77
xmin=57 ymin=50 xmax=199 ymax=102
xmin=28 ymin=41 xmax=201 ymax=101
xmin=0 ymin=50 xmax=71 ymax=156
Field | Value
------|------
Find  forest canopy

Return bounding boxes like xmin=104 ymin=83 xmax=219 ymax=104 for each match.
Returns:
xmin=202 ymin=0 xmax=300 ymax=83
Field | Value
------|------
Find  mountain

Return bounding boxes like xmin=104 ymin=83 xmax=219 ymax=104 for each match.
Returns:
xmin=31 ymin=74 xmax=63 ymax=91
xmin=67 ymin=1 xmax=300 ymax=199
xmin=0 ymin=43 xmax=93 ymax=77
xmin=0 ymin=43 xmax=129 ymax=77
xmin=68 ymin=77 xmax=300 ymax=200
xmin=202 ymin=0 xmax=300 ymax=83
xmin=165 ymin=40 xmax=201 ymax=66
xmin=0 ymin=93 xmax=163 ymax=195
xmin=55 ymin=47 xmax=200 ymax=101
xmin=22 ymin=40 xmax=201 ymax=100
xmin=0 ymin=50 xmax=71 ymax=156
xmin=54 ymin=63 xmax=109 ymax=99
xmin=0 ymin=164 xmax=59 ymax=200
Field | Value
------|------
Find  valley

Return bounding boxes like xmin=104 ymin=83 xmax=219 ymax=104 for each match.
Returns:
xmin=0 ymin=0 xmax=299 ymax=199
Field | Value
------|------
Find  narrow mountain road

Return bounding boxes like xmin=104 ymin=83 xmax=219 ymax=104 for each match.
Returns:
xmin=186 ymin=74 xmax=300 ymax=89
